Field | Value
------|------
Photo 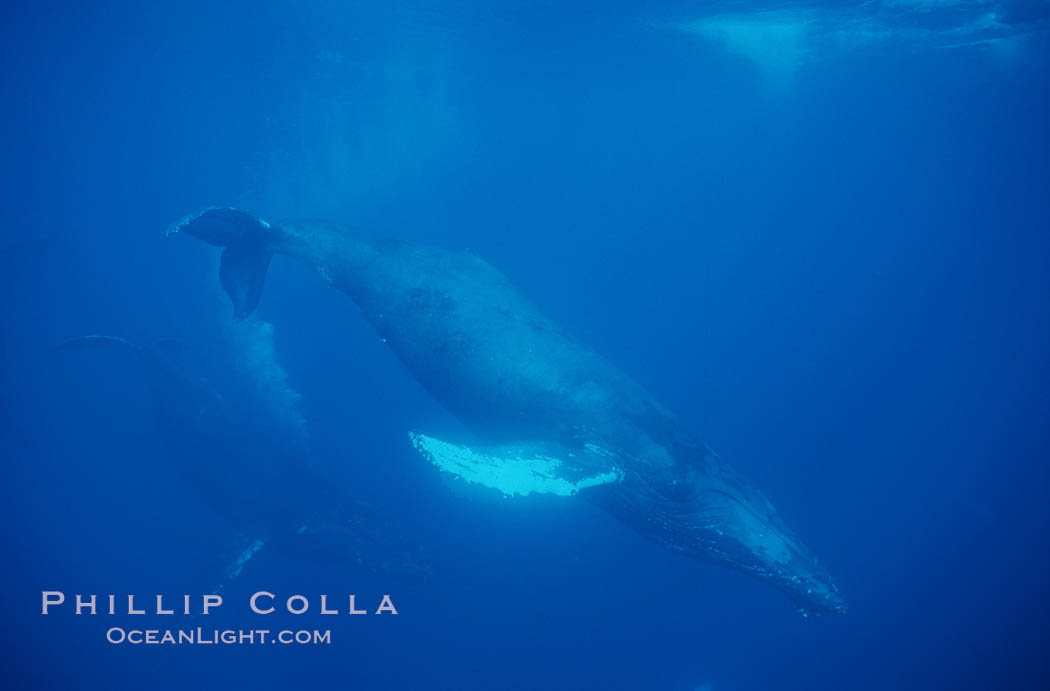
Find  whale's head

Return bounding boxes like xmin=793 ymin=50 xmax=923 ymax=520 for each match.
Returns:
xmin=585 ymin=445 xmax=846 ymax=616
xmin=688 ymin=478 xmax=848 ymax=616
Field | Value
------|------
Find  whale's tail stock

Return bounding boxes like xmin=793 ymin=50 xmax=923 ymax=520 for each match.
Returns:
xmin=168 ymin=208 xmax=279 ymax=320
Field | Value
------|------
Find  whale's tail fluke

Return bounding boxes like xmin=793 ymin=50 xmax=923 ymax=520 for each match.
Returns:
xmin=168 ymin=208 xmax=278 ymax=320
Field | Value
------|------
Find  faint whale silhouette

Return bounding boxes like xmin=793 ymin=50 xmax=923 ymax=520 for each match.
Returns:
xmin=61 ymin=332 xmax=426 ymax=582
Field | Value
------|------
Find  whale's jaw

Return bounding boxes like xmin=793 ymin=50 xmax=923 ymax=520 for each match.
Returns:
xmin=584 ymin=456 xmax=846 ymax=616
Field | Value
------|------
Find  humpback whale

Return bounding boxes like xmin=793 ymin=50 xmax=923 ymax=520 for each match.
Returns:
xmin=172 ymin=207 xmax=845 ymax=615
xmin=61 ymin=333 xmax=424 ymax=581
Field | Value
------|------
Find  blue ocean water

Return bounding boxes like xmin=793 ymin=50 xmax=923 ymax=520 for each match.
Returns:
xmin=2 ymin=1 xmax=1048 ymax=689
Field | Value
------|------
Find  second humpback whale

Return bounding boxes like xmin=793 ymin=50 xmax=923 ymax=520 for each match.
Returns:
xmin=172 ymin=207 xmax=846 ymax=615
xmin=61 ymin=332 xmax=424 ymax=582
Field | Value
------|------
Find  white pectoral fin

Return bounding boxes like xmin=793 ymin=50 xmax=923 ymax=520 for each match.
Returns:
xmin=409 ymin=431 xmax=622 ymax=498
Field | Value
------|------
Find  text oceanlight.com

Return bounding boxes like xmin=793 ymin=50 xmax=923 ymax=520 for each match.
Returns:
xmin=106 ymin=628 xmax=331 ymax=645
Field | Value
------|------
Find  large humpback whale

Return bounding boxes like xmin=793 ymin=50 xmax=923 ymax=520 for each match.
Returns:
xmin=172 ymin=207 xmax=845 ymax=615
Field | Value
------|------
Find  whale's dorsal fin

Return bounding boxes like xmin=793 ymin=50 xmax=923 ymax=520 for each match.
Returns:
xmin=409 ymin=431 xmax=622 ymax=498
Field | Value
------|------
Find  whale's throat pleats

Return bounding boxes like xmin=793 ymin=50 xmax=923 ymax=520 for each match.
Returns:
xmin=409 ymin=432 xmax=622 ymax=498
